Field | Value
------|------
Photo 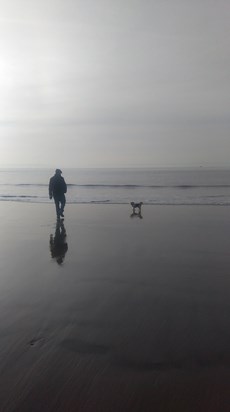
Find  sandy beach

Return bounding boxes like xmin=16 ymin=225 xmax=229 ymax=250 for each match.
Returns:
xmin=0 ymin=202 xmax=230 ymax=411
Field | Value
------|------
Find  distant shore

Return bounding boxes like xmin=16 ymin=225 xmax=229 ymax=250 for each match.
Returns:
xmin=0 ymin=202 xmax=230 ymax=411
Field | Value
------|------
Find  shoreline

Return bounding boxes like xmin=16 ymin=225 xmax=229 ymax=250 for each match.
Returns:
xmin=1 ymin=199 xmax=230 ymax=206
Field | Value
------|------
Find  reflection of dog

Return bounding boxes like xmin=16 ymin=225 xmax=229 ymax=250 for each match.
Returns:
xmin=131 ymin=202 xmax=143 ymax=214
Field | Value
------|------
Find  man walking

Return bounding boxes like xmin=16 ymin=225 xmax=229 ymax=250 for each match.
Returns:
xmin=49 ymin=169 xmax=67 ymax=218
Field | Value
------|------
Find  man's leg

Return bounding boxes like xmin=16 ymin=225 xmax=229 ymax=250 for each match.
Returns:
xmin=54 ymin=197 xmax=60 ymax=217
xmin=60 ymin=194 xmax=66 ymax=216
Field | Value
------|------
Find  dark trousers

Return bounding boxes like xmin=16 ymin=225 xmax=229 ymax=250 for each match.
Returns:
xmin=54 ymin=194 xmax=66 ymax=216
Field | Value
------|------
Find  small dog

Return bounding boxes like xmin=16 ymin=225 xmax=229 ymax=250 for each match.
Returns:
xmin=131 ymin=201 xmax=143 ymax=214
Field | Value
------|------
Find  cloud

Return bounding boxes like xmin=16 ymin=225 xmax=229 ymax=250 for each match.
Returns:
xmin=0 ymin=0 xmax=230 ymax=167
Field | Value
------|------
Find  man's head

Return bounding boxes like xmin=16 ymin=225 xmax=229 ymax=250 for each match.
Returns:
xmin=55 ymin=169 xmax=62 ymax=175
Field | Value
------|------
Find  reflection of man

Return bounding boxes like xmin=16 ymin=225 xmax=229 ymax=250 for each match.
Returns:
xmin=50 ymin=220 xmax=68 ymax=265
xmin=49 ymin=169 xmax=67 ymax=218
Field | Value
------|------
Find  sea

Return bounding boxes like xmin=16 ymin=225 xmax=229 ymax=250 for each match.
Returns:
xmin=1 ymin=167 xmax=230 ymax=206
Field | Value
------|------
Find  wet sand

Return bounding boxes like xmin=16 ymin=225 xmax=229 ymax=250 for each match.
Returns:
xmin=0 ymin=202 xmax=230 ymax=411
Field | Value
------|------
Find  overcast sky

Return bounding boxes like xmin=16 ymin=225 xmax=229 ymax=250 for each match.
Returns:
xmin=0 ymin=0 xmax=229 ymax=168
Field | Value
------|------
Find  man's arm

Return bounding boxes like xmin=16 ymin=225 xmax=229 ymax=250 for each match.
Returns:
xmin=49 ymin=178 xmax=53 ymax=199
xmin=63 ymin=179 xmax=67 ymax=194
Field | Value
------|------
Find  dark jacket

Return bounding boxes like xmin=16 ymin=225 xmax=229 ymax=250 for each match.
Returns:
xmin=49 ymin=175 xmax=67 ymax=198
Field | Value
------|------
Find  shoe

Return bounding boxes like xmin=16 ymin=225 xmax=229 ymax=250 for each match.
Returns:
xmin=60 ymin=212 xmax=64 ymax=218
